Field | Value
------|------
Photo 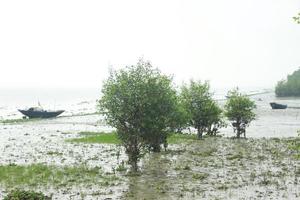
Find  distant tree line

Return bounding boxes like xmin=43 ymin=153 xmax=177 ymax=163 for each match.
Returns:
xmin=99 ymin=59 xmax=256 ymax=171
xmin=275 ymin=68 xmax=300 ymax=97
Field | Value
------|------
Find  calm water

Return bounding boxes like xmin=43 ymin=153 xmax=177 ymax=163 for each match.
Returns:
xmin=0 ymin=88 xmax=100 ymax=119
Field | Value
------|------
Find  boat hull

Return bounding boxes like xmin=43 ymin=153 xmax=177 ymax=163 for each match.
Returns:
xmin=270 ymin=102 xmax=287 ymax=109
xmin=18 ymin=110 xmax=64 ymax=118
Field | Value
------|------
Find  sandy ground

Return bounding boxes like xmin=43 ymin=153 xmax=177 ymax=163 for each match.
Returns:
xmin=0 ymin=114 xmax=299 ymax=199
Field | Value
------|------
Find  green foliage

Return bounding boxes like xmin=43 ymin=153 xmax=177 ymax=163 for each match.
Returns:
xmin=224 ymin=88 xmax=256 ymax=138
xmin=4 ymin=190 xmax=51 ymax=200
xmin=98 ymin=59 xmax=178 ymax=170
xmin=167 ymin=97 xmax=190 ymax=133
xmin=293 ymin=13 xmax=300 ymax=24
xmin=180 ymin=80 xmax=224 ymax=139
xmin=275 ymin=68 xmax=300 ymax=97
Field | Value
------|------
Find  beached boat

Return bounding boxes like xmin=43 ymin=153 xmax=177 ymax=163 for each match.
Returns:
xmin=270 ymin=102 xmax=287 ymax=109
xmin=18 ymin=107 xmax=64 ymax=118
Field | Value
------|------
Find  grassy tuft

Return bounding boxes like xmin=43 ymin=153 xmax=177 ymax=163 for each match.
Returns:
xmin=0 ymin=118 xmax=40 ymax=124
xmin=167 ymin=134 xmax=198 ymax=144
xmin=67 ymin=132 xmax=198 ymax=145
xmin=4 ymin=190 xmax=51 ymax=200
xmin=286 ymin=137 xmax=300 ymax=159
xmin=67 ymin=132 xmax=120 ymax=144
xmin=192 ymin=173 xmax=209 ymax=180
xmin=0 ymin=164 xmax=119 ymax=188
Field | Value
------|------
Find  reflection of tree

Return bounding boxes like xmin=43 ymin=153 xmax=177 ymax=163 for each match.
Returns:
xmin=123 ymin=153 xmax=172 ymax=200
xmin=293 ymin=13 xmax=300 ymax=24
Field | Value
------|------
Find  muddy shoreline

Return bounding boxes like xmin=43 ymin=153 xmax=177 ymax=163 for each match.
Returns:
xmin=0 ymin=114 xmax=299 ymax=199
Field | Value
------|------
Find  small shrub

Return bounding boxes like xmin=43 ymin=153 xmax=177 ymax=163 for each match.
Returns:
xmin=180 ymin=80 xmax=224 ymax=139
xmin=192 ymin=173 xmax=209 ymax=180
xmin=4 ymin=190 xmax=51 ymax=200
xmin=225 ymin=88 xmax=256 ymax=138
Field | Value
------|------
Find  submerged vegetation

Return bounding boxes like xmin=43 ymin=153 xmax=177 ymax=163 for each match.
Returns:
xmin=275 ymin=68 xmax=300 ymax=97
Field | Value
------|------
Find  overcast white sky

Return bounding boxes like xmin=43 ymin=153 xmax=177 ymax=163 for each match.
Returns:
xmin=0 ymin=0 xmax=300 ymax=89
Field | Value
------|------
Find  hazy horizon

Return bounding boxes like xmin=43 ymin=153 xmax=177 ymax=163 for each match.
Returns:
xmin=1 ymin=0 xmax=300 ymax=89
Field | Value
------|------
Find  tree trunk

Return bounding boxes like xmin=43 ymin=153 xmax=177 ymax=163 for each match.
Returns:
xmin=236 ymin=127 xmax=241 ymax=138
xmin=128 ymin=157 xmax=138 ymax=171
xmin=126 ymin=140 xmax=140 ymax=172
xmin=151 ymin=143 xmax=161 ymax=152
xmin=197 ymin=128 xmax=203 ymax=139
xmin=236 ymin=120 xmax=241 ymax=138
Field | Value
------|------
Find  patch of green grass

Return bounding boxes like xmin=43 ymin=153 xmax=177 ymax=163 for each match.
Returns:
xmin=0 ymin=118 xmax=40 ymax=124
xmin=287 ymin=138 xmax=300 ymax=150
xmin=67 ymin=132 xmax=120 ymax=144
xmin=190 ymin=147 xmax=217 ymax=157
xmin=114 ymin=161 xmax=127 ymax=172
xmin=4 ymin=190 xmax=51 ymax=200
xmin=167 ymin=134 xmax=198 ymax=144
xmin=227 ymin=153 xmax=244 ymax=160
xmin=46 ymin=151 xmax=63 ymax=156
xmin=217 ymin=184 xmax=229 ymax=190
xmin=192 ymin=173 xmax=209 ymax=180
xmin=0 ymin=164 xmax=119 ymax=188
xmin=286 ymin=137 xmax=300 ymax=159
xmin=67 ymin=132 xmax=198 ymax=145
xmin=78 ymin=131 xmax=106 ymax=136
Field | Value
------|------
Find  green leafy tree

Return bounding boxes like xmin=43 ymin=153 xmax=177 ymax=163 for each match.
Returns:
xmin=168 ymin=94 xmax=190 ymax=134
xmin=180 ymin=80 xmax=224 ymax=139
xmin=98 ymin=59 xmax=177 ymax=171
xmin=224 ymin=88 xmax=256 ymax=138
xmin=275 ymin=68 xmax=300 ymax=97
xmin=206 ymin=102 xmax=226 ymax=136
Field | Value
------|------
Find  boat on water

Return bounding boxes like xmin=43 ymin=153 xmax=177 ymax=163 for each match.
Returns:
xmin=270 ymin=102 xmax=287 ymax=109
xmin=18 ymin=107 xmax=64 ymax=118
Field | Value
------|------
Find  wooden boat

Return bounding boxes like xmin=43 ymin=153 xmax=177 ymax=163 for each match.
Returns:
xmin=270 ymin=102 xmax=287 ymax=109
xmin=18 ymin=107 xmax=64 ymax=118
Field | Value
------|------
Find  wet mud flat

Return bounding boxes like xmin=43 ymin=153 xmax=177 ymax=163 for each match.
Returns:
xmin=128 ymin=137 xmax=299 ymax=200
xmin=0 ymin=115 xmax=299 ymax=199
